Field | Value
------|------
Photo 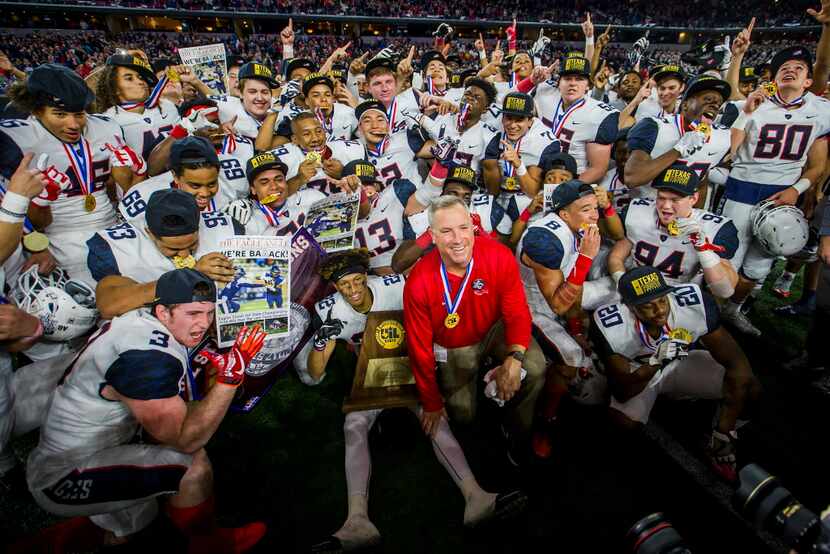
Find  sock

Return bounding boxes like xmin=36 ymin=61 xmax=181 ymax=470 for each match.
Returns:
xmin=540 ymin=368 xmax=569 ymax=421
xmin=334 ymin=494 xmax=380 ymax=549
xmin=778 ymin=271 xmax=796 ymax=288
xmin=460 ymin=477 xmax=498 ymax=526
xmin=166 ymin=496 xmax=215 ymax=536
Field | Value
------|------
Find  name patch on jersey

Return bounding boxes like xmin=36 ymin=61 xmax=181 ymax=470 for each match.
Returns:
xmin=375 ymin=319 xmax=405 ymax=350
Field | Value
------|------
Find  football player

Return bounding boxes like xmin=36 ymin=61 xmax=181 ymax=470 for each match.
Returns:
xmin=0 ymin=64 xmax=143 ymax=280
xmin=217 ymin=266 xmax=262 ymax=314
xmin=364 ymin=55 xmax=420 ymax=135
xmin=619 ymin=64 xmax=686 ymax=128
xmin=528 ymin=55 xmax=619 ymax=184
xmin=590 ymin=266 xmax=760 ymax=480
xmin=24 ymin=268 xmax=268 ymax=551
xmin=303 ymin=251 xmax=525 ymax=552
xmin=211 ymin=62 xmax=279 ymax=141
xmin=598 ymin=128 xmax=632 ymax=211
xmin=608 ymin=165 xmax=739 ymax=298
xmin=226 ymin=56 xmax=246 ymax=98
xmin=515 ymin=181 xmax=617 ymax=458
xmin=720 ymin=46 xmax=830 ymax=335
xmin=625 ymin=75 xmax=732 ymax=202
xmin=96 ymin=53 xmax=182 ymax=159
xmin=261 ymin=264 xmax=284 ymax=309
xmin=87 ymin=189 xmax=239 ymax=319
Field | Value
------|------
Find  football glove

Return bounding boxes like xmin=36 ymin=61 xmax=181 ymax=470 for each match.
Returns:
xmin=432 ymin=23 xmax=454 ymax=41
xmin=180 ymin=107 xmax=219 ymax=134
xmin=705 ymin=428 xmax=738 ymax=481
xmin=672 ymin=131 xmax=706 ymax=158
xmin=105 ymin=143 xmax=147 ymax=176
xmin=313 ymin=308 xmax=344 ymax=351
xmin=201 ymin=324 xmax=267 ymax=387
xmin=648 ymin=339 xmax=688 ymax=368
xmin=374 ymin=47 xmax=398 ymax=61
xmin=430 ymin=135 xmax=460 ymax=164
xmin=529 ymin=29 xmax=551 ymax=60
xmin=675 ymin=217 xmax=726 ymax=253
xmin=224 ymin=199 xmax=253 ymax=225
xmin=31 ymin=154 xmax=71 ymax=207
xmin=279 ymin=80 xmax=302 ymax=106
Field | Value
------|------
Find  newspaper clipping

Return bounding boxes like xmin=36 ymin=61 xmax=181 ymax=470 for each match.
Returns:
xmin=216 ymin=235 xmax=291 ymax=348
xmin=305 ymin=191 xmax=360 ymax=252
xmin=178 ymin=43 xmax=228 ymax=95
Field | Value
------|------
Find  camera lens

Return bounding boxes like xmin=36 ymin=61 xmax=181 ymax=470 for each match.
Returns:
xmin=626 ymin=513 xmax=692 ymax=554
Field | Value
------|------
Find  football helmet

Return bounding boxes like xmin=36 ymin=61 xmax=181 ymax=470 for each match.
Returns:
xmin=12 ymin=266 xmax=98 ymax=341
xmin=750 ymin=200 xmax=809 ymax=257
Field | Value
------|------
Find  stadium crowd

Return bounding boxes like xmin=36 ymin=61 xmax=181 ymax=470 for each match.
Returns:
xmin=1 ymin=3 xmax=829 ymax=552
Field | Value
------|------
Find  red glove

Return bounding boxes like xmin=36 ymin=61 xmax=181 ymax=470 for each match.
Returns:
xmin=32 ymin=165 xmax=71 ymax=207
xmin=105 ymin=143 xmax=147 ymax=176
xmin=506 ymin=22 xmax=517 ymax=51
xmin=200 ymin=325 xmax=267 ymax=387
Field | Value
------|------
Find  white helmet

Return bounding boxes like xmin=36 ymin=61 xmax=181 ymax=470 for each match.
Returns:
xmin=11 ymin=266 xmax=99 ymax=341
xmin=750 ymin=200 xmax=809 ymax=257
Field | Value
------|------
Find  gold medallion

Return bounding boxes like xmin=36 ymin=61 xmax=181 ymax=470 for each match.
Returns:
xmin=762 ymin=81 xmax=777 ymax=97
xmin=22 ymin=231 xmax=50 ymax=253
xmin=166 ymin=68 xmax=181 ymax=82
xmin=696 ymin=122 xmax=711 ymax=139
xmin=667 ymin=220 xmax=680 ymax=236
xmin=669 ymin=327 xmax=693 ymax=344
xmin=304 ymin=150 xmax=322 ymax=164
xmin=84 ymin=194 xmax=96 ymax=212
xmin=444 ymin=313 xmax=461 ymax=329
xmin=173 ymin=255 xmax=196 ymax=269
xmin=503 ymin=177 xmax=518 ymax=191
xmin=261 ymin=193 xmax=280 ymax=205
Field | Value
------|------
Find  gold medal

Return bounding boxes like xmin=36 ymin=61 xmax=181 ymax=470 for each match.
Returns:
xmin=444 ymin=313 xmax=461 ymax=329
xmin=762 ymin=81 xmax=777 ymax=97
xmin=173 ymin=255 xmax=196 ymax=269
xmin=304 ymin=150 xmax=322 ymax=164
xmin=503 ymin=177 xmax=518 ymax=191
xmin=22 ymin=231 xmax=49 ymax=253
xmin=669 ymin=327 xmax=693 ymax=344
xmin=166 ymin=67 xmax=181 ymax=82
xmin=84 ymin=194 xmax=96 ymax=212
xmin=667 ymin=220 xmax=680 ymax=236
xmin=260 ymin=193 xmax=280 ymax=205
xmin=696 ymin=122 xmax=711 ymax=139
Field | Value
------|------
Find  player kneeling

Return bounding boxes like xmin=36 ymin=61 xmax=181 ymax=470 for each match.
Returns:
xmin=304 ymin=250 xmax=526 ymax=552
xmin=589 ymin=266 xmax=761 ymax=481
xmin=22 ymin=269 xmax=267 ymax=553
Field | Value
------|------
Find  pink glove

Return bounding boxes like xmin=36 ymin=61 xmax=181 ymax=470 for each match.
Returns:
xmin=200 ymin=324 xmax=267 ymax=387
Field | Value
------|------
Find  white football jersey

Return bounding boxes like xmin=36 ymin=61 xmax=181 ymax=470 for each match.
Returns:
xmin=103 ymin=100 xmax=180 ymax=159
xmin=245 ymin=188 xmax=326 ymax=237
xmin=470 ymin=191 xmax=510 ymax=235
xmin=516 ymin=212 xmax=579 ymax=317
xmin=623 ymin=197 xmax=739 ymax=285
xmin=379 ymin=92 xmax=421 ymax=135
xmin=355 ymin=180 xmax=418 ymax=269
xmin=215 ymin=135 xmax=255 ymax=209
xmin=634 ymin=97 xmax=677 ymax=123
xmin=729 ymin=93 xmax=830 ymax=186
xmin=592 ymin=283 xmax=717 ymax=365
xmin=626 ymin=115 xmax=731 ymax=199
xmin=483 ymin=118 xmax=562 ymax=193
xmin=86 ymin=212 xmax=239 ymax=284
xmin=419 ymin=113 xmax=499 ymax=173
xmin=31 ymin=309 xmax=190 ymax=472
xmin=532 ymin=84 xmax=620 ymax=174
xmin=365 ymin=129 xmax=427 ymax=189
xmin=0 ymin=115 xmax=123 ymax=234
xmin=598 ymin=168 xmax=631 ymax=211
xmin=210 ymin=95 xmax=269 ymax=142
xmin=275 ymin=102 xmax=357 ymax=141
xmin=272 ymin=140 xmax=365 ymax=196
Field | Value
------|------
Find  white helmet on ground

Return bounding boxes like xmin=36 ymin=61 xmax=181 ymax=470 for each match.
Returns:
xmin=11 ymin=266 xmax=98 ymax=341
xmin=750 ymin=200 xmax=809 ymax=257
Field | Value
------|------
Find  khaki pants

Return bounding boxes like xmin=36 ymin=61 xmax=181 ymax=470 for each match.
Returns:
xmin=436 ymin=321 xmax=545 ymax=437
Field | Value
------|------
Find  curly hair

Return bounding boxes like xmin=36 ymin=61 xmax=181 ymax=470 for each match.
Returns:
xmin=93 ymin=65 xmax=123 ymax=113
xmin=319 ymin=248 xmax=371 ymax=281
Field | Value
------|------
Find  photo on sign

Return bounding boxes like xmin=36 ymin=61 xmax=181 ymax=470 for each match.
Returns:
xmin=305 ymin=191 xmax=360 ymax=252
xmin=178 ymin=43 xmax=228 ymax=95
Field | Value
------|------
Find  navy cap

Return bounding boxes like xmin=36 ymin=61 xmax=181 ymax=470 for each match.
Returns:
xmin=329 ymin=64 xmax=349 ymax=84
xmin=170 ymin=136 xmax=219 ymax=169
xmin=541 ymin=153 xmax=578 ymax=178
xmin=239 ymin=61 xmax=278 ymax=87
xmin=301 ymin=72 xmax=335 ymax=97
xmin=444 ymin=164 xmax=477 ymax=189
xmin=355 ymin=99 xmax=388 ymax=121
xmin=618 ymin=266 xmax=674 ymax=305
xmin=652 ymin=164 xmax=700 ymax=196
xmin=420 ymin=50 xmax=447 ymax=71
xmin=341 ymin=159 xmax=380 ymax=185
xmin=501 ymin=92 xmax=534 ymax=117
xmin=651 ymin=64 xmax=686 ymax=84
xmin=681 ymin=75 xmax=731 ymax=103
xmin=152 ymin=58 xmax=175 ymax=74
xmin=770 ymin=45 xmax=813 ymax=79
xmin=227 ymin=56 xmax=247 ymax=69
xmin=284 ymin=58 xmax=316 ymax=80
xmin=154 ymin=268 xmax=216 ymax=306
xmin=446 ymin=54 xmax=463 ymax=67
xmin=739 ymin=66 xmax=759 ymax=82
xmin=106 ymin=53 xmax=158 ymax=86
xmin=560 ymin=55 xmax=591 ymax=78
xmin=146 ymin=189 xmax=200 ymax=238
xmin=246 ymin=151 xmax=288 ymax=184
xmin=451 ymin=67 xmax=477 ymax=88
xmin=27 ymin=64 xmax=95 ymax=113
xmin=365 ymin=56 xmax=397 ymax=78
xmin=548 ymin=179 xmax=594 ymax=213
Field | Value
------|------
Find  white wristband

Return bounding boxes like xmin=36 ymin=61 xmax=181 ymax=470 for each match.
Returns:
xmin=515 ymin=162 xmax=528 ymax=176
xmin=732 ymin=110 xmax=750 ymax=131
xmin=792 ymin=178 xmax=811 ymax=194
xmin=611 ymin=270 xmax=625 ymax=284
xmin=283 ymin=45 xmax=294 ymax=60
xmin=0 ymin=191 xmax=30 ymax=222
xmin=585 ymin=36 xmax=595 ymax=46
xmin=698 ymin=249 xmax=721 ymax=269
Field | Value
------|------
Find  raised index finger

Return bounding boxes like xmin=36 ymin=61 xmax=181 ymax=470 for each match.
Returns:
xmin=747 ymin=17 xmax=756 ymax=34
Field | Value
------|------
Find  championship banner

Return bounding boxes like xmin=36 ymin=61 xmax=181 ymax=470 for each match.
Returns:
xmin=215 ymin=235 xmax=291 ymax=348
xmin=178 ymin=43 xmax=228 ymax=95
xmin=306 ymin=191 xmax=360 ymax=253
xmin=342 ymin=310 xmax=419 ymax=413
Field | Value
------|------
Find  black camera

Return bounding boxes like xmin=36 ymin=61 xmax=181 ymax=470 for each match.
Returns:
xmin=734 ymin=464 xmax=830 ymax=553
xmin=626 ymin=513 xmax=692 ymax=554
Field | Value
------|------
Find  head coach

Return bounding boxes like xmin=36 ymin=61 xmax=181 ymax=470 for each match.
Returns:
xmin=403 ymin=195 xmax=545 ymax=464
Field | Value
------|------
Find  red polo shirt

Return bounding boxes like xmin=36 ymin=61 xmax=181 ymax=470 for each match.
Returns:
xmin=403 ymin=236 xmax=532 ymax=412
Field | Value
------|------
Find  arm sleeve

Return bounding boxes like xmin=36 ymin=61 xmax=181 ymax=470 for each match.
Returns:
xmin=403 ymin=269 xmax=442 ymax=412
xmin=105 ymin=349 xmax=184 ymax=400
xmin=594 ymin=112 xmax=620 ymax=145
xmin=0 ymin=128 xmax=24 ymax=181
xmin=497 ymin=244 xmax=532 ymax=349
xmin=393 ymin=179 xmax=417 ymax=206
xmin=406 ymin=126 xmax=427 ymax=154
xmin=712 ymin=220 xmax=739 ymax=259
xmin=86 ymin=234 xmax=121 ymax=282
xmin=520 ymin=227 xmax=565 ymax=269
xmin=701 ymin=291 xmax=721 ymax=334
xmin=626 ymin=118 xmax=659 ymax=154
xmin=483 ymin=134 xmax=501 ymax=161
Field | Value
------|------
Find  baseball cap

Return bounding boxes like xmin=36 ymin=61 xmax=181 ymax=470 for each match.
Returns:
xmin=106 ymin=53 xmax=158 ymax=86
xmin=501 ymin=92 xmax=534 ymax=118
xmin=153 ymin=268 xmax=216 ymax=306
xmin=341 ymin=159 xmax=380 ymax=185
xmin=681 ymin=75 xmax=731 ymax=103
xmin=329 ymin=64 xmax=348 ymax=84
xmin=560 ymin=55 xmax=591 ymax=78
xmin=246 ymin=152 xmax=288 ymax=184
xmin=769 ymin=45 xmax=813 ymax=78
xmin=618 ymin=266 xmax=674 ymax=305
xmin=27 ymin=63 xmax=95 ymax=113
xmin=227 ymin=56 xmax=246 ymax=69
xmin=285 ymin=58 xmax=316 ymax=80
xmin=420 ymin=50 xmax=446 ymax=71
xmin=355 ymin=99 xmax=388 ymax=121
xmin=652 ymin=164 xmax=700 ymax=196
xmin=651 ymin=64 xmax=686 ymax=84
xmin=152 ymin=58 xmax=175 ymax=74
xmin=739 ymin=66 xmax=759 ymax=82
xmin=302 ymin=72 xmax=335 ymax=96
xmin=548 ymin=180 xmax=594 ymax=213
xmin=146 ymin=189 xmax=200 ymax=238
xmin=238 ymin=61 xmax=278 ymax=87
xmin=540 ymin=153 xmax=578 ymax=177
xmin=451 ymin=67 xmax=477 ymax=88
xmin=444 ymin=165 xmax=477 ymax=189
xmin=170 ymin=136 xmax=220 ymax=168
xmin=365 ymin=56 xmax=397 ymax=78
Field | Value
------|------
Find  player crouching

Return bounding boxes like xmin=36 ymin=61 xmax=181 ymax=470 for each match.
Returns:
xmin=20 ymin=269 xmax=267 ymax=553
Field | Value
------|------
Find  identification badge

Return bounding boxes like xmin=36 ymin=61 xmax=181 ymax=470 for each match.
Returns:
xmin=433 ymin=343 xmax=448 ymax=363
xmin=84 ymin=194 xmax=96 ymax=212
xmin=444 ymin=313 xmax=461 ymax=329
